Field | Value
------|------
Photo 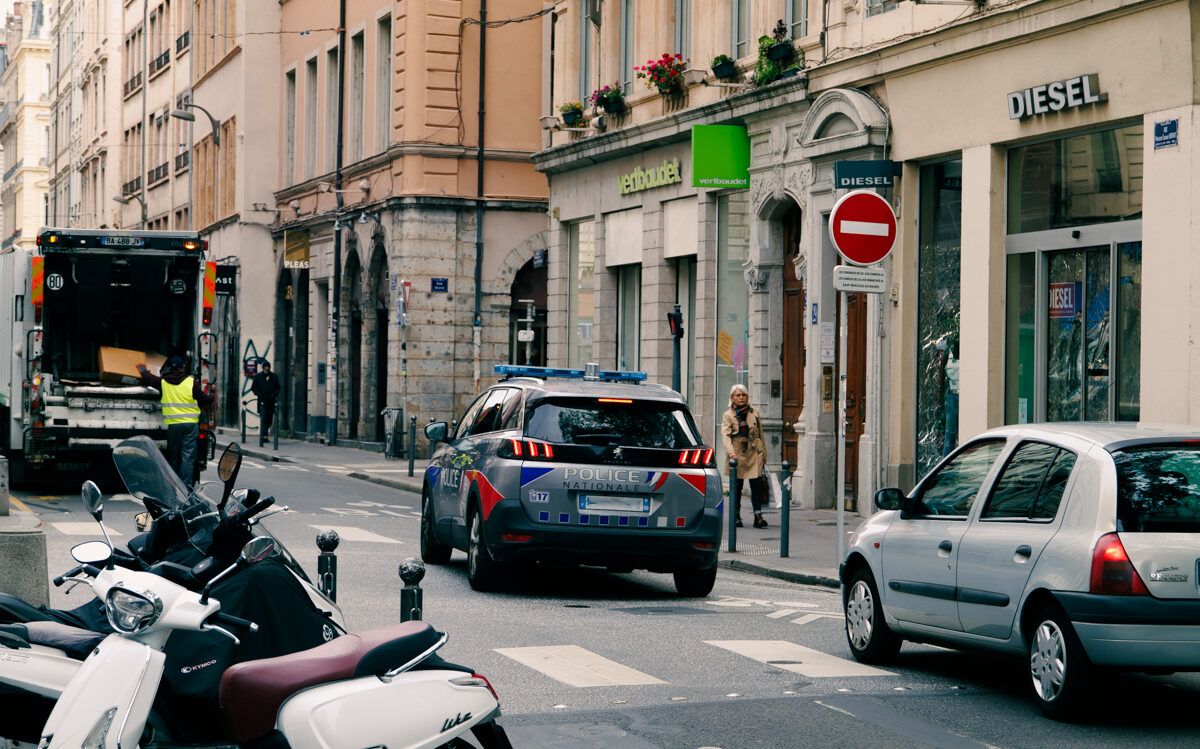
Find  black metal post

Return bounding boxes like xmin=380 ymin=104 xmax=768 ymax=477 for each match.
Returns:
xmin=780 ymin=460 xmax=792 ymax=558
xmin=273 ymin=409 xmax=279 ymax=451
xmin=428 ymin=417 xmax=437 ymax=459
xmin=727 ymin=457 xmax=738 ymax=553
xmin=240 ymin=403 xmax=246 ymax=444
xmin=398 ymin=557 xmax=425 ymax=622
xmin=316 ymin=530 xmax=340 ymax=601
xmin=407 ymin=416 xmax=417 ymax=477
xmin=671 ymin=303 xmax=682 ymax=393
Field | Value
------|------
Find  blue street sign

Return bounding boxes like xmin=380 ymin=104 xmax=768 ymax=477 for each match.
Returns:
xmin=1155 ymin=119 xmax=1179 ymax=149
xmin=431 ymin=277 xmax=449 ymax=292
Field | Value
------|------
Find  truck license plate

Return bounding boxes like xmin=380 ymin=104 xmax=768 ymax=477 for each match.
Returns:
xmin=578 ymin=495 xmax=651 ymax=513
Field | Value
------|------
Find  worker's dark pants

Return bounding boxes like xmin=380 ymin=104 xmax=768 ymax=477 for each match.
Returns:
xmin=259 ymin=399 xmax=276 ymax=444
xmin=167 ymin=422 xmax=199 ymax=488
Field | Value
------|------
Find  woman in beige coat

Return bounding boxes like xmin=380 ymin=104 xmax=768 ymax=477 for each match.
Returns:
xmin=721 ymin=383 xmax=768 ymax=528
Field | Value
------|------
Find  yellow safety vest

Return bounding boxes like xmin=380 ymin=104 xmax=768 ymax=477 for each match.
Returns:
xmin=161 ymin=376 xmax=201 ymax=425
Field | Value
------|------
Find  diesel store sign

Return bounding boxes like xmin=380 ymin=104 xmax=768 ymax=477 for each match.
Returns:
xmin=1007 ymin=74 xmax=1107 ymax=120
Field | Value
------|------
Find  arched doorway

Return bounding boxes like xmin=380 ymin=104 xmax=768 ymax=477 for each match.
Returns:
xmin=341 ymin=249 xmax=363 ymax=441
xmin=508 ymin=258 xmax=547 ymax=365
xmin=365 ymin=242 xmax=389 ymax=441
xmin=781 ymin=202 xmax=804 ymax=467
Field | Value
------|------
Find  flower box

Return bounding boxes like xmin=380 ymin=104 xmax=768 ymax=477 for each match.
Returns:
xmin=712 ymin=60 xmax=738 ymax=80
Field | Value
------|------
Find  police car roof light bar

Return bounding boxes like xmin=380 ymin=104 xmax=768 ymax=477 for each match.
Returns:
xmin=493 ymin=364 xmax=647 ymax=384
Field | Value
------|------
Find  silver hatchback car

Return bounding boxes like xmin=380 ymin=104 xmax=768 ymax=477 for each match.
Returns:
xmin=420 ymin=365 xmax=723 ymax=596
xmin=840 ymin=423 xmax=1200 ymax=719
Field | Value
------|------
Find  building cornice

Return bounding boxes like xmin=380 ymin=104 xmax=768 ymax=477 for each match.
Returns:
xmin=270 ymin=194 xmax=547 ymax=239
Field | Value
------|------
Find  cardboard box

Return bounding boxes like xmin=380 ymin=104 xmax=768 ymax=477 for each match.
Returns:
xmin=98 ymin=346 xmax=167 ymax=386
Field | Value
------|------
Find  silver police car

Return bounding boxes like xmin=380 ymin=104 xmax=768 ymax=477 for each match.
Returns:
xmin=420 ymin=364 xmax=723 ymax=596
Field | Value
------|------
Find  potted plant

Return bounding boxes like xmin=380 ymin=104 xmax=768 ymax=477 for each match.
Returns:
xmin=589 ymin=83 xmax=626 ymax=114
xmin=711 ymin=54 xmax=737 ymax=80
xmin=767 ymin=19 xmax=795 ymax=62
xmin=559 ymin=101 xmax=585 ymax=127
xmin=634 ymin=53 xmax=689 ymax=97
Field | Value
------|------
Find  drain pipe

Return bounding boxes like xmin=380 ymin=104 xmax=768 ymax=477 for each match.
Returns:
xmin=330 ymin=0 xmax=347 ymax=445
xmin=472 ymin=1 xmax=487 ymax=389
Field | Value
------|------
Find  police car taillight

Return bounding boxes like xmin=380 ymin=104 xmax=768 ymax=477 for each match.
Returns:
xmin=502 ymin=438 xmax=555 ymax=460
xmin=678 ymin=448 xmax=714 ymax=466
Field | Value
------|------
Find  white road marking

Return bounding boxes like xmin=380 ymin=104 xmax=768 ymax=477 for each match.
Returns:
xmin=839 ymin=219 xmax=890 ymax=237
xmin=769 ymin=601 xmax=818 ymax=608
xmin=705 ymin=640 xmax=892 ymax=678
xmin=767 ymin=609 xmax=800 ymax=619
xmin=494 ymin=645 xmax=667 ymax=687
xmin=108 ymin=494 xmax=139 ymax=503
xmin=51 ymin=522 xmax=123 ymax=537
xmin=242 ymin=460 xmax=265 ymax=469
xmin=308 ymin=525 xmax=402 ymax=544
xmin=790 ymin=613 xmax=845 ymax=626
xmin=356 ymin=469 xmax=423 ymax=475
xmin=275 ymin=465 xmax=309 ymax=472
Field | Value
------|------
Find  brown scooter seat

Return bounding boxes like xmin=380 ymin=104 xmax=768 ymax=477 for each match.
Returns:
xmin=219 ymin=621 xmax=441 ymax=743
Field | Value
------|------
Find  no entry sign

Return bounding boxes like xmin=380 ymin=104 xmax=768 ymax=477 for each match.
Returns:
xmin=829 ymin=190 xmax=897 ymax=266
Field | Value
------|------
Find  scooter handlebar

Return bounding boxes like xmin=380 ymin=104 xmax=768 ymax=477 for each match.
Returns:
xmin=210 ymin=611 xmax=259 ymax=634
xmin=240 ymin=496 xmax=275 ymax=522
xmin=52 ymin=564 xmax=103 ymax=587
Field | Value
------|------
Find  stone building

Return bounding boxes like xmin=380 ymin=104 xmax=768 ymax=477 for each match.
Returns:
xmin=271 ymin=0 xmax=549 ymax=444
xmin=0 ymin=0 xmax=51 ymax=251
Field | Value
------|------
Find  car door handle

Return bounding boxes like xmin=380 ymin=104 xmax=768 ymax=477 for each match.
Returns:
xmin=937 ymin=539 xmax=953 ymax=556
xmin=1014 ymin=544 xmax=1033 ymax=560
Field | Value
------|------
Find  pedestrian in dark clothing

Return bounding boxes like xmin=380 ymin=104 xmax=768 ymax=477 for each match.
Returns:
xmin=251 ymin=361 xmax=281 ymax=446
xmin=137 ymin=355 xmax=212 ymax=488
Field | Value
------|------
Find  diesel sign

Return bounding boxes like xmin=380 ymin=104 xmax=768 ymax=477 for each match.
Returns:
xmin=1007 ymin=74 xmax=1106 ymax=120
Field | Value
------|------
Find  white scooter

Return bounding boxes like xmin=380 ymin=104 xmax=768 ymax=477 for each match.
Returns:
xmin=35 ymin=481 xmax=512 ymax=749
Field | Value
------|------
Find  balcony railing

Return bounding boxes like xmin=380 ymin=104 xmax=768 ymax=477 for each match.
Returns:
xmin=123 ymin=72 xmax=143 ymax=98
xmin=121 ymin=177 xmax=142 ymax=195
xmin=148 ymin=162 xmax=170 ymax=185
xmin=175 ymin=30 xmax=190 ymax=54
xmin=0 ymin=103 xmax=13 ymax=132
xmin=3 ymin=158 xmax=24 ymax=183
xmin=175 ymin=151 xmax=190 ymax=171
xmin=149 ymin=49 xmax=171 ymax=76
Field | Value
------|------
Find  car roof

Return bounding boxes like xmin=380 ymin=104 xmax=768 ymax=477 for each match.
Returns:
xmin=977 ymin=422 xmax=1200 ymax=450
xmin=494 ymin=377 xmax=686 ymax=404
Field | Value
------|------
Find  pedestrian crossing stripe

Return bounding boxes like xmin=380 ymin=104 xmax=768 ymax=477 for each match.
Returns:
xmin=705 ymin=640 xmax=892 ymax=678
xmin=494 ymin=645 xmax=666 ymax=687
xmin=51 ymin=522 xmax=123 ymax=537
xmin=308 ymin=525 xmax=402 ymax=544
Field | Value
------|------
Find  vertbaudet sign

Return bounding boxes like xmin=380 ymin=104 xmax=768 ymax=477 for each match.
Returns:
xmin=617 ymin=159 xmax=682 ymax=195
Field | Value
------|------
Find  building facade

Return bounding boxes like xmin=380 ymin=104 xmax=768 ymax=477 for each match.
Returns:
xmin=536 ymin=0 xmax=1199 ymax=514
xmin=272 ymin=0 xmax=549 ymax=445
xmin=0 ymin=0 xmax=52 ymax=252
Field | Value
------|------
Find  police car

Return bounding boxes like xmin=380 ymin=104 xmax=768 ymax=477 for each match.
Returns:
xmin=420 ymin=364 xmax=723 ymax=596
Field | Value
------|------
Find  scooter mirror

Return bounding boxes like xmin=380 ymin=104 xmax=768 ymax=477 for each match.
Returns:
xmin=81 ymin=480 xmax=104 ymax=520
xmin=134 ymin=511 xmax=153 ymax=532
xmin=71 ymin=540 xmax=113 ymax=565
xmin=217 ymin=442 xmax=242 ymax=512
xmin=240 ymin=537 xmax=277 ymax=565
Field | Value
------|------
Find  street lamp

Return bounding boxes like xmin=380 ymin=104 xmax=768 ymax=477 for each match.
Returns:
xmin=113 ymin=193 xmax=147 ymax=229
xmin=172 ymin=103 xmax=222 ymax=228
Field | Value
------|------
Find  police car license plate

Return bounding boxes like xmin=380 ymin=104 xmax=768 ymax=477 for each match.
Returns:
xmin=579 ymin=495 xmax=651 ymax=513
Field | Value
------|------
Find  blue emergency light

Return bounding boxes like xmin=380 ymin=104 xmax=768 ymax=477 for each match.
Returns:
xmin=495 ymin=364 xmax=647 ymax=384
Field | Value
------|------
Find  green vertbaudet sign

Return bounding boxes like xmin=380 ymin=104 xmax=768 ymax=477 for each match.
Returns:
xmin=691 ymin=125 xmax=750 ymax=189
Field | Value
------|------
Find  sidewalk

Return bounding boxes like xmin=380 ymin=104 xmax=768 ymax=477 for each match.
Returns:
xmin=216 ymin=427 xmax=851 ymax=590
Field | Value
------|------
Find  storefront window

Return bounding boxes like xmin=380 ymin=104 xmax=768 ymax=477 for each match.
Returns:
xmin=1005 ymin=253 xmax=1036 ymax=424
xmin=676 ymin=257 xmax=697 ymax=404
xmin=617 ymin=264 xmax=641 ymax=370
xmin=1115 ymin=243 xmax=1141 ymax=420
xmin=1007 ymin=123 xmax=1143 ymax=234
xmin=567 ymin=220 xmax=595 ymax=367
xmin=715 ymin=191 xmax=750 ymax=468
xmin=916 ymin=160 xmax=962 ymax=475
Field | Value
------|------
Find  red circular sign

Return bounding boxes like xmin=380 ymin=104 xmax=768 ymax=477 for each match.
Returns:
xmin=829 ymin=190 xmax=897 ymax=266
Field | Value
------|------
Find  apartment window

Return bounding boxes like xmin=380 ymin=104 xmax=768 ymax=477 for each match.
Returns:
xmin=866 ymin=0 xmax=899 ymax=17
xmin=578 ymin=1 xmax=593 ymax=101
xmin=304 ymin=57 xmax=318 ymax=179
xmin=375 ymin=15 xmax=392 ymax=153
xmin=325 ymin=47 xmax=339 ymax=172
xmin=349 ymin=32 xmax=365 ymax=162
xmin=786 ymin=0 xmax=808 ymax=39
xmin=620 ymin=0 xmax=635 ymax=94
xmin=284 ymin=70 xmax=296 ymax=184
xmin=674 ymin=0 xmax=691 ymax=62
xmin=194 ymin=0 xmax=237 ymax=79
xmin=733 ymin=0 xmax=751 ymax=58
xmin=220 ymin=117 xmax=237 ymax=219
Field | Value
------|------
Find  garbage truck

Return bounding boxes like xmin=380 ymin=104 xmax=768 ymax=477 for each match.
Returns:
xmin=0 ymin=228 xmax=217 ymax=485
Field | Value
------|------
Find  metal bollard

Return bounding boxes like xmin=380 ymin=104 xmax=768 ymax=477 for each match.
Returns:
xmin=407 ymin=416 xmax=417 ymax=477
xmin=780 ymin=460 xmax=792 ymax=558
xmin=240 ymin=404 xmax=247 ymax=444
xmin=398 ymin=557 xmax=426 ymax=622
xmin=273 ymin=412 xmax=279 ymax=451
xmin=727 ymin=457 xmax=738 ymax=553
xmin=316 ymin=530 xmax=340 ymax=602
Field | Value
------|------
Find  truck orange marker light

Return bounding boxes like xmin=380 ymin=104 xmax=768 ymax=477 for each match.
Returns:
xmin=31 ymin=256 xmax=44 ymax=322
xmin=203 ymin=261 xmax=216 ymax=325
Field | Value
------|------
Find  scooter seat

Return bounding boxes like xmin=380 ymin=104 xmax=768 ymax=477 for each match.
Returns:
xmin=1 ymin=621 xmax=106 ymax=660
xmin=219 ymin=621 xmax=442 ymax=743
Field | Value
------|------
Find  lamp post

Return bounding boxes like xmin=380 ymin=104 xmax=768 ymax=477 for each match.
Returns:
xmin=113 ymin=193 xmax=147 ymax=229
xmin=171 ymin=103 xmax=221 ymax=228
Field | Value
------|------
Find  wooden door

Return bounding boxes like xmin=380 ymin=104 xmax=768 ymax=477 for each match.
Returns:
xmin=781 ymin=204 xmax=804 ymax=467
xmin=844 ymin=293 xmax=868 ymax=500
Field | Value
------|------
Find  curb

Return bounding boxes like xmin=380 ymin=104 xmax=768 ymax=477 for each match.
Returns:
xmin=718 ymin=558 xmax=841 ymax=590
xmin=345 ymin=471 xmax=424 ymax=495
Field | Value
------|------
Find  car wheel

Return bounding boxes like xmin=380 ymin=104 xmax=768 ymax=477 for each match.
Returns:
xmin=420 ymin=490 xmax=452 ymax=565
xmin=1028 ymin=604 xmax=1092 ymax=720
xmin=673 ymin=564 xmax=717 ymax=597
xmin=843 ymin=568 xmax=902 ymax=664
xmin=467 ymin=507 xmax=503 ymax=592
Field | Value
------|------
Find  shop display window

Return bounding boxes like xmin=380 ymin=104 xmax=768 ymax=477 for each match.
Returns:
xmin=567 ymin=220 xmax=595 ymax=367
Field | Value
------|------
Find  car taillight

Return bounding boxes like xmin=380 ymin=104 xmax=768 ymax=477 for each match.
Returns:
xmin=1089 ymin=532 xmax=1148 ymax=596
xmin=678 ymin=448 xmax=714 ymax=466
xmin=503 ymin=438 xmax=555 ymax=460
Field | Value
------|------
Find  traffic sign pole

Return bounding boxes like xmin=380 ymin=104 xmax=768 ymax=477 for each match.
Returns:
xmin=836 ymin=289 xmax=848 ymax=566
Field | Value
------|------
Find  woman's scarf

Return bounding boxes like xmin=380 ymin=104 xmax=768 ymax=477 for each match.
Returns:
xmin=734 ymin=404 xmax=751 ymax=439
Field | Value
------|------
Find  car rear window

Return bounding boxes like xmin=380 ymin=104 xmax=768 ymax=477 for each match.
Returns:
xmin=1112 ymin=444 xmax=1200 ymax=532
xmin=525 ymin=398 xmax=701 ymax=448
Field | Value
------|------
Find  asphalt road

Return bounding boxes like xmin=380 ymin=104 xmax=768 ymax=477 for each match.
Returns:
xmin=20 ymin=457 xmax=1200 ymax=749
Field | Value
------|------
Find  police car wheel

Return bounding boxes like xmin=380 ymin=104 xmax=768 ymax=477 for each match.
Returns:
xmin=673 ymin=564 xmax=717 ymax=597
xmin=467 ymin=507 xmax=503 ymax=592
xmin=420 ymin=491 xmax=452 ymax=565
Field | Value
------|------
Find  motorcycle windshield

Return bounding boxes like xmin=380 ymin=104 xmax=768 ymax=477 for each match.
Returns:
xmin=113 ymin=436 xmax=191 ymax=512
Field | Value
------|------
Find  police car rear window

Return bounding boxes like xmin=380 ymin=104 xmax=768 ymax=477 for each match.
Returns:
xmin=525 ymin=398 xmax=701 ymax=448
